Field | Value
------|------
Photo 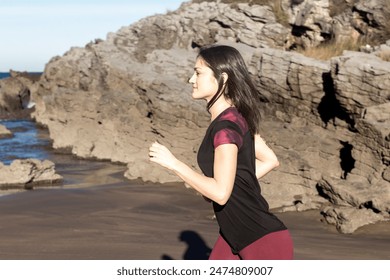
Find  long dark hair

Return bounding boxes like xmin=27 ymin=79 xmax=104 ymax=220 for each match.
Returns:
xmin=198 ymin=45 xmax=262 ymax=135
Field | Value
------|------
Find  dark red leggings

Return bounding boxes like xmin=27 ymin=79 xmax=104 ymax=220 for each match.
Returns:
xmin=209 ymin=230 xmax=294 ymax=260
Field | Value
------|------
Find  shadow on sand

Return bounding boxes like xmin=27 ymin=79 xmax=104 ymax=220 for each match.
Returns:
xmin=161 ymin=230 xmax=212 ymax=260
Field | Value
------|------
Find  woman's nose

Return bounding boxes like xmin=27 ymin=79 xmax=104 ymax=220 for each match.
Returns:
xmin=188 ymin=73 xmax=195 ymax=84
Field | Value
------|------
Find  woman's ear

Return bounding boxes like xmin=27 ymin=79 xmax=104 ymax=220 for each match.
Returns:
xmin=221 ymin=72 xmax=228 ymax=84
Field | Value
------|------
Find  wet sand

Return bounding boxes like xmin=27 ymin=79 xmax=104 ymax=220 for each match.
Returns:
xmin=0 ymin=157 xmax=389 ymax=260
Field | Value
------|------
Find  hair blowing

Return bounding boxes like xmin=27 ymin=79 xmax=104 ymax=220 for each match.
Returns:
xmin=198 ymin=45 xmax=262 ymax=135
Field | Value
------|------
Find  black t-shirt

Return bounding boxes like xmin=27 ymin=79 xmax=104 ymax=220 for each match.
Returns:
xmin=197 ymin=107 xmax=286 ymax=253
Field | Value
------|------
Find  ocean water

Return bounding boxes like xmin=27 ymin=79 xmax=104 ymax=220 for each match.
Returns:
xmin=0 ymin=119 xmax=128 ymax=189
xmin=0 ymin=120 xmax=51 ymax=165
xmin=0 ymin=72 xmax=42 ymax=80
xmin=0 ymin=72 xmax=10 ymax=79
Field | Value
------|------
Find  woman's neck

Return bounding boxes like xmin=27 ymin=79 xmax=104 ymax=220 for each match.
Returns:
xmin=209 ymin=98 xmax=233 ymax=121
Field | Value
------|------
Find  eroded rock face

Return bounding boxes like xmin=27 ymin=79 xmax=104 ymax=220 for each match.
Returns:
xmin=352 ymin=0 xmax=390 ymax=44
xmin=0 ymin=159 xmax=63 ymax=189
xmin=287 ymin=0 xmax=333 ymax=48
xmin=331 ymin=52 xmax=390 ymax=119
xmin=0 ymin=77 xmax=25 ymax=119
xmin=26 ymin=1 xmax=390 ymax=232
xmin=250 ymin=46 xmax=390 ymax=233
xmin=0 ymin=71 xmax=39 ymax=119
xmin=288 ymin=0 xmax=390 ymax=48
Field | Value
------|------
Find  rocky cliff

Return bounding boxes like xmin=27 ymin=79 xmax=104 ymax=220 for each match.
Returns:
xmin=4 ymin=0 xmax=390 ymax=233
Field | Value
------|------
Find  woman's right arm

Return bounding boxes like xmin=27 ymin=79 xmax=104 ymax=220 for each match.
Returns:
xmin=149 ymin=142 xmax=238 ymax=205
xmin=254 ymin=134 xmax=279 ymax=179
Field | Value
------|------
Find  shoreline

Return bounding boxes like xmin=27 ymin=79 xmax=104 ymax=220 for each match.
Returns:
xmin=0 ymin=157 xmax=389 ymax=260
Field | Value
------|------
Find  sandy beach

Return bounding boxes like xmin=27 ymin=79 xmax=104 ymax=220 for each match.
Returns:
xmin=0 ymin=155 xmax=389 ymax=260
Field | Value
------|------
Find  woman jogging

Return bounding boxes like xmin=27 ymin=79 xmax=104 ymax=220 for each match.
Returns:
xmin=149 ymin=45 xmax=293 ymax=260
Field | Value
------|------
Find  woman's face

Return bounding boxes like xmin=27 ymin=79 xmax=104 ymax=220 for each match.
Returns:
xmin=188 ymin=58 xmax=219 ymax=102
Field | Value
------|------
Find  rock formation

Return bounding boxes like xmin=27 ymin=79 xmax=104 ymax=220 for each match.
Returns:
xmin=0 ymin=159 xmax=63 ymax=189
xmin=248 ymin=45 xmax=390 ymax=233
xmin=287 ymin=0 xmax=390 ymax=48
xmin=3 ymin=0 xmax=388 ymax=233
xmin=0 ymin=71 xmax=40 ymax=119
xmin=0 ymin=124 xmax=12 ymax=138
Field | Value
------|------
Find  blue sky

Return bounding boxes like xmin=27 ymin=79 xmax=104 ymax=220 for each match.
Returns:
xmin=0 ymin=0 xmax=184 ymax=72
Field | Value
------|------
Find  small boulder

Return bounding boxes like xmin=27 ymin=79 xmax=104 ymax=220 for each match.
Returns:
xmin=0 ymin=159 xmax=63 ymax=189
xmin=0 ymin=124 xmax=12 ymax=138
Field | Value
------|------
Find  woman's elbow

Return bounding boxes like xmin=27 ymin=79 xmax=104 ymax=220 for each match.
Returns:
xmin=214 ymin=192 xmax=230 ymax=206
xmin=273 ymin=159 xmax=280 ymax=169
xmin=214 ymin=197 xmax=229 ymax=206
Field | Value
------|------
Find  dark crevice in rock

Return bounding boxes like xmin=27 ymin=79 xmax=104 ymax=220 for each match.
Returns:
xmin=339 ymin=141 xmax=355 ymax=179
xmin=151 ymin=128 xmax=165 ymax=138
xmin=191 ymin=41 xmax=202 ymax=49
xmin=315 ymin=183 xmax=332 ymax=201
xmin=352 ymin=7 xmax=380 ymax=28
xmin=210 ymin=19 xmax=232 ymax=29
xmin=290 ymin=0 xmax=305 ymax=7
xmin=361 ymin=201 xmax=381 ymax=214
xmin=291 ymin=25 xmax=312 ymax=37
xmin=318 ymin=72 xmax=354 ymax=128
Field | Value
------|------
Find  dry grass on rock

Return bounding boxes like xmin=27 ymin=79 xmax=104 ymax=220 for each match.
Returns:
xmin=296 ymin=39 xmax=362 ymax=61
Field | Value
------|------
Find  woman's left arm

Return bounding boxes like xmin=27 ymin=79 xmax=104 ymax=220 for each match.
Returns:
xmin=149 ymin=142 xmax=237 ymax=205
xmin=254 ymin=134 xmax=280 ymax=179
